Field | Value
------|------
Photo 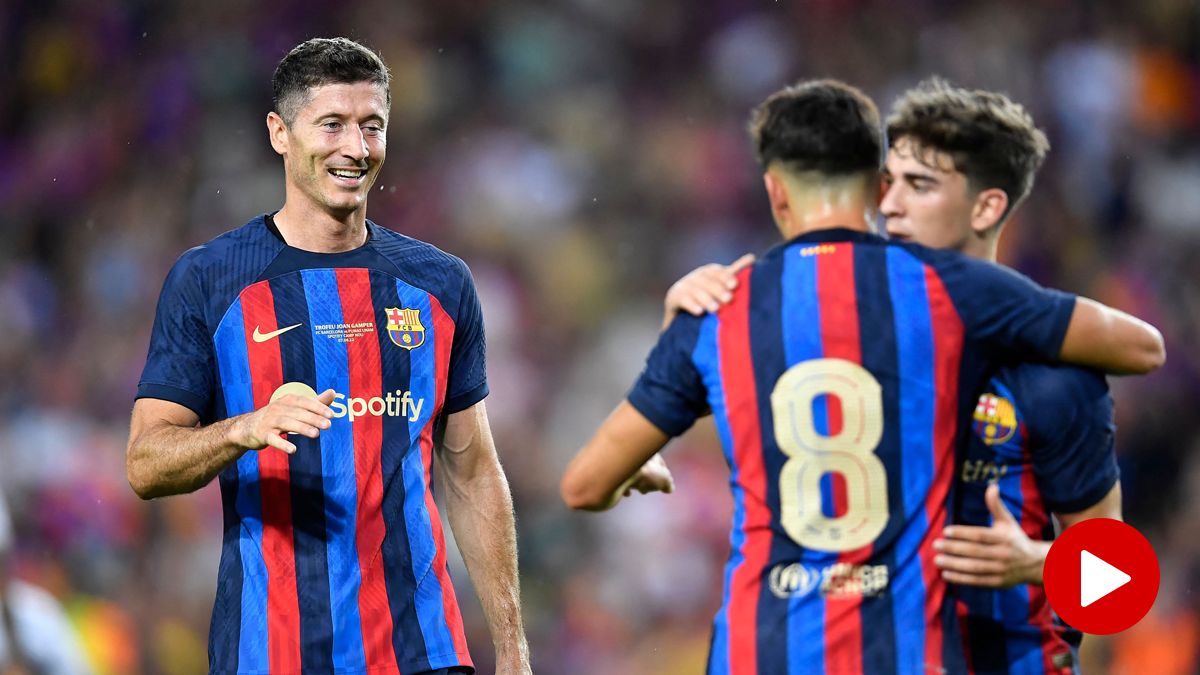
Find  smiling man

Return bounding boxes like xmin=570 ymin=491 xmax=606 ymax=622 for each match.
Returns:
xmin=126 ymin=38 xmax=530 ymax=675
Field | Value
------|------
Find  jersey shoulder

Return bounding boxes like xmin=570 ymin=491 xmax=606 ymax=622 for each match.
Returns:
xmin=369 ymin=222 xmax=472 ymax=292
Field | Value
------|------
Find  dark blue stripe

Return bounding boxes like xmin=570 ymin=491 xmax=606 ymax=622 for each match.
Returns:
xmin=213 ymin=298 xmax=267 ymax=673
xmin=885 ymin=246 xmax=937 ymax=673
xmin=264 ymin=273 xmax=335 ymax=672
xmin=368 ymin=272 xmax=430 ymax=670
xmin=302 ymin=269 xmax=368 ymax=671
xmin=395 ymin=281 xmax=459 ymax=666
xmin=851 ymin=245 xmax=899 ymax=675
xmin=779 ymin=246 xmax=828 ymax=675
xmin=693 ymin=314 xmax=734 ymax=675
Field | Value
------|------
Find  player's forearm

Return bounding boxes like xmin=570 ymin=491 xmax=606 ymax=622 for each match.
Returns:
xmin=442 ymin=459 xmax=530 ymax=667
xmin=127 ymin=416 xmax=248 ymax=499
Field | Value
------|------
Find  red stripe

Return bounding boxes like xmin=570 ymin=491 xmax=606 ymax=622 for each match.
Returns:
xmin=1018 ymin=424 xmax=1071 ymax=674
xmin=719 ymin=267 xmax=770 ymax=675
xmin=420 ymin=294 xmax=471 ymax=660
xmin=956 ymin=598 xmax=976 ymax=675
xmin=921 ymin=268 xmax=965 ymax=671
xmin=815 ymin=244 xmax=865 ymax=674
xmin=336 ymin=269 xmax=399 ymax=671
xmin=240 ymin=281 xmax=302 ymax=674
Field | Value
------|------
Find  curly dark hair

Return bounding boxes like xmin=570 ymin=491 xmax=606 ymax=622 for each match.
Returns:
xmin=272 ymin=37 xmax=391 ymax=126
xmin=748 ymin=79 xmax=883 ymax=177
xmin=887 ymin=78 xmax=1049 ymax=221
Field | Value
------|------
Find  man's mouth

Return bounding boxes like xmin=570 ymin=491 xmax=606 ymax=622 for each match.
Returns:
xmin=328 ymin=168 xmax=368 ymax=184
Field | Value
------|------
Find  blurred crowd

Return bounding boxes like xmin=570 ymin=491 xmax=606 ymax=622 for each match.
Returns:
xmin=1 ymin=0 xmax=1198 ymax=673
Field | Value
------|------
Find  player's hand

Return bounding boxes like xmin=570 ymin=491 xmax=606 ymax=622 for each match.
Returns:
xmin=623 ymin=453 xmax=675 ymax=496
xmin=933 ymin=483 xmax=1049 ymax=588
xmin=662 ymin=253 xmax=756 ymax=330
xmin=229 ymin=389 xmax=337 ymax=454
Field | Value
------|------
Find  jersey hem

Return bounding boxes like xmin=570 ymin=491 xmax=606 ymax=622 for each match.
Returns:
xmin=208 ymin=651 xmax=474 ymax=675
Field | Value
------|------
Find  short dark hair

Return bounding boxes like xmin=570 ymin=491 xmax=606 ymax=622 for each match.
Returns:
xmin=886 ymin=78 xmax=1049 ymax=221
xmin=748 ymin=79 xmax=883 ymax=177
xmin=272 ymin=37 xmax=391 ymax=126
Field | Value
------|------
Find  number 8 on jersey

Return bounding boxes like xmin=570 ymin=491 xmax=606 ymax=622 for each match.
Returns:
xmin=772 ymin=357 xmax=887 ymax=552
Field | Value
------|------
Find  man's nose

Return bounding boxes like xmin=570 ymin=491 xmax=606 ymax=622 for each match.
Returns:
xmin=342 ymin=126 xmax=369 ymax=161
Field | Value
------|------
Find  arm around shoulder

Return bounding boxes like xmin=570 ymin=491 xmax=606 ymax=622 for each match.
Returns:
xmin=1060 ymin=297 xmax=1165 ymax=375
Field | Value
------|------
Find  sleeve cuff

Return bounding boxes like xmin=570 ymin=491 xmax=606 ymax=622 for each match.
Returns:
xmin=444 ymin=381 xmax=489 ymax=414
xmin=1044 ymin=470 xmax=1119 ymax=515
xmin=627 ymin=388 xmax=694 ymax=437
xmin=136 ymin=382 xmax=208 ymax=419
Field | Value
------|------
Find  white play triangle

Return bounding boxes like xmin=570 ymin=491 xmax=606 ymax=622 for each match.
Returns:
xmin=1080 ymin=549 xmax=1131 ymax=607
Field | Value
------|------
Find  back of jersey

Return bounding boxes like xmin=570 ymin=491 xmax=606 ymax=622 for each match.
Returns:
xmin=696 ymin=231 xmax=967 ymax=675
xmin=629 ymin=228 xmax=1075 ymax=675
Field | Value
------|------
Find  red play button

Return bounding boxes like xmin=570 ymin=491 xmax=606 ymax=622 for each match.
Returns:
xmin=1043 ymin=518 xmax=1160 ymax=635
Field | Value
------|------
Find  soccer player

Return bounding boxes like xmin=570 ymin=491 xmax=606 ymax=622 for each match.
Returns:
xmin=660 ymin=79 xmax=1127 ymax=674
xmin=560 ymin=79 xmax=1163 ymax=674
xmin=125 ymin=38 xmax=530 ymax=675
xmin=883 ymin=79 xmax=1122 ymax=674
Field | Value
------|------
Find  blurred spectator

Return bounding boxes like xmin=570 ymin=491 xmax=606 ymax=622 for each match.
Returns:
xmin=0 ymin=0 xmax=1197 ymax=672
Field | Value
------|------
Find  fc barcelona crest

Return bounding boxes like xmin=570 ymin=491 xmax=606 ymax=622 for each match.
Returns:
xmin=386 ymin=307 xmax=425 ymax=350
xmin=972 ymin=393 xmax=1017 ymax=445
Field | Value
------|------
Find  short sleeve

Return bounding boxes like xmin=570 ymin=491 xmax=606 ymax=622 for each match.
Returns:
xmin=626 ymin=314 xmax=709 ymax=437
xmin=932 ymin=252 xmax=1076 ymax=361
xmin=443 ymin=259 xmax=488 ymax=414
xmin=136 ymin=250 xmax=215 ymax=417
xmin=1023 ymin=366 xmax=1119 ymax=514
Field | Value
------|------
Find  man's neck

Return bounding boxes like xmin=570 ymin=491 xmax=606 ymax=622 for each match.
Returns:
xmin=274 ymin=203 xmax=368 ymax=253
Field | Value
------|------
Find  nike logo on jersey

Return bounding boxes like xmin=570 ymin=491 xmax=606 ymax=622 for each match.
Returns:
xmin=252 ymin=323 xmax=304 ymax=342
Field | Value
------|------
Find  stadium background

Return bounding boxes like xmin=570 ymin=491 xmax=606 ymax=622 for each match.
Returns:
xmin=1 ymin=0 xmax=1198 ymax=673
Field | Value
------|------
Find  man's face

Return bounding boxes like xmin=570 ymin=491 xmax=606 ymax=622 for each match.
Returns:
xmin=880 ymin=136 xmax=976 ymax=254
xmin=280 ymin=81 xmax=388 ymax=218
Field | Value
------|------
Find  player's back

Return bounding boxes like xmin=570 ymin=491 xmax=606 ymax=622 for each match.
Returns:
xmin=957 ymin=363 xmax=1117 ymax=675
xmin=683 ymin=228 xmax=1076 ymax=675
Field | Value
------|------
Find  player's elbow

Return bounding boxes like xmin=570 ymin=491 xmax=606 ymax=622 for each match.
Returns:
xmin=126 ymin=444 xmax=164 ymax=501
xmin=1137 ymin=326 xmax=1166 ymax=374
xmin=560 ymin=471 xmax=610 ymax=511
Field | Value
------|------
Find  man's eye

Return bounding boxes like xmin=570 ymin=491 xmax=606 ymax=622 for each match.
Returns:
xmin=323 ymin=122 xmax=341 ymax=130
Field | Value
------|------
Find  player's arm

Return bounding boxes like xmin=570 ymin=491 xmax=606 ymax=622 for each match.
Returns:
xmin=436 ymin=401 xmax=531 ymax=675
xmin=561 ymin=402 xmax=674 ymax=511
xmin=1057 ymin=482 xmax=1122 ymax=528
xmin=125 ymin=392 xmax=335 ymax=499
xmin=1059 ymin=297 xmax=1164 ymax=375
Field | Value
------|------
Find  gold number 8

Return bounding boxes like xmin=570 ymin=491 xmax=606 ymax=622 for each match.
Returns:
xmin=771 ymin=358 xmax=888 ymax=551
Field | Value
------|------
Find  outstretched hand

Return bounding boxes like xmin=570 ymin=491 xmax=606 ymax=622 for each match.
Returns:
xmin=662 ymin=253 xmax=756 ymax=330
xmin=229 ymin=388 xmax=337 ymax=454
xmin=934 ymin=482 xmax=1050 ymax=588
xmin=623 ymin=454 xmax=675 ymax=497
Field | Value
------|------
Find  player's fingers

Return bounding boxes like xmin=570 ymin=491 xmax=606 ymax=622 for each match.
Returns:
xmin=941 ymin=525 xmax=1005 ymax=544
xmin=934 ymin=538 xmax=1007 ymax=561
xmin=941 ymin=570 xmax=1005 ymax=588
xmin=290 ymin=394 xmax=336 ymax=418
xmin=264 ymin=432 xmax=297 ymax=454
xmin=933 ymin=554 xmax=1006 ymax=575
xmin=727 ymin=253 xmax=756 ymax=278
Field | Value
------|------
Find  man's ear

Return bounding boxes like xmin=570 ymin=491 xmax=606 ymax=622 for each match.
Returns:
xmin=970 ymin=187 xmax=1009 ymax=235
xmin=267 ymin=112 xmax=289 ymax=157
xmin=763 ymin=171 xmax=792 ymax=231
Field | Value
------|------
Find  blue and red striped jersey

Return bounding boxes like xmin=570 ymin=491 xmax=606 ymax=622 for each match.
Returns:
xmin=628 ymin=228 xmax=1077 ymax=675
xmin=137 ymin=215 xmax=487 ymax=675
xmin=957 ymin=365 xmax=1117 ymax=675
